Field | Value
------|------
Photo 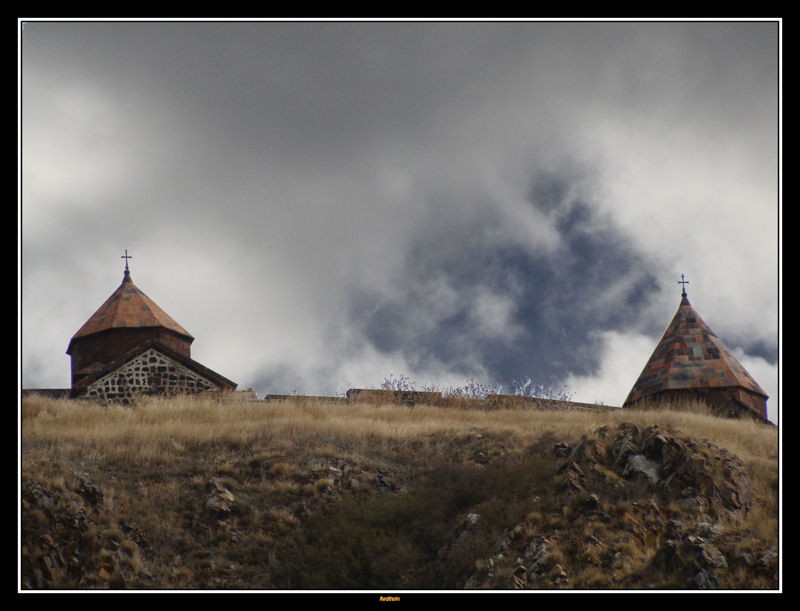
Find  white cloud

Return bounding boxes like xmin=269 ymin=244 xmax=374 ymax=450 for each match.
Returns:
xmin=468 ymin=289 xmax=521 ymax=341
xmin=564 ymin=330 xmax=660 ymax=407
xmin=586 ymin=110 xmax=778 ymax=349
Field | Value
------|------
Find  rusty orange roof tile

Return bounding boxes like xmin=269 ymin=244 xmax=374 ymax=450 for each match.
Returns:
xmin=68 ymin=270 xmax=193 ymax=351
xmin=624 ymin=294 xmax=767 ymax=406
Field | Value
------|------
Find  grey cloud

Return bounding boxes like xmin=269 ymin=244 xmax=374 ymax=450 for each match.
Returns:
xmin=341 ymin=165 xmax=659 ymax=390
xmin=21 ymin=20 xmax=779 ymax=406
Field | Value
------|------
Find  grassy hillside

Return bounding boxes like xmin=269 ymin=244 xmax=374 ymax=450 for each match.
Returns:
xmin=20 ymin=394 xmax=779 ymax=590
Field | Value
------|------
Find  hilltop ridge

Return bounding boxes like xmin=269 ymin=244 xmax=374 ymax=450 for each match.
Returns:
xmin=21 ymin=394 xmax=778 ymax=590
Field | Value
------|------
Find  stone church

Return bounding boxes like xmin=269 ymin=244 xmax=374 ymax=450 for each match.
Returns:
xmin=66 ymin=255 xmax=236 ymax=403
xmin=622 ymin=276 xmax=768 ymax=421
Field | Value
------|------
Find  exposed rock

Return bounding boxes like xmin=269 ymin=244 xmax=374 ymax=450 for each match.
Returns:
xmin=578 ymin=493 xmax=600 ymax=513
xmin=79 ymin=477 xmax=103 ymax=507
xmin=558 ymin=460 xmax=586 ymax=492
xmin=439 ymin=511 xmax=483 ymax=559
xmin=552 ymin=442 xmax=571 ymax=458
xmin=373 ymin=473 xmax=395 ymax=492
xmin=473 ymin=451 xmax=490 ymax=464
xmin=757 ymin=546 xmax=778 ymax=573
xmin=697 ymin=538 xmax=727 ymax=569
xmin=676 ymin=495 xmax=708 ymax=515
xmin=624 ymin=454 xmax=661 ymax=485
xmin=651 ymin=534 xmax=728 ymax=589
xmin=566 ymin=436 xmax=587 ymax=462
xmin=205 ymin=478 xmax=235 ymax=516
xmin=612 ymin=425 xmax=640 ymax=465
xmin=464 ymin=423 xmax=767 ymax=590
xmin=528 ymin=538 xmax=555 ymax=575
xmin=549 ymin=563 xmax=568 ymax=586
xmin=22 ymin=475 xmax=148 ymax=589
xmin=507 ymin=558 xmax=527 ymax=589
xmin=558 ymin=423 xmax=753 ymax=518
xmin=697 ymin=522 xmax=725 ymax=539
xmin=694 ymin=569 xmax=718 ymax=589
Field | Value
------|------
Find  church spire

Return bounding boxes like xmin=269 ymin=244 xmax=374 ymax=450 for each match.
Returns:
xmin=677 ymin=273 xmax=690 ymax=304
xmin=121 ymin=249 xmax=133 ymax=282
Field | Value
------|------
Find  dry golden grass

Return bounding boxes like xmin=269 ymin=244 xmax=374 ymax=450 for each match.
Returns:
xmin=20 ymin=393 xmax=779 ymax=590
xmin=22 ymin=394 xmax=777 ymax=471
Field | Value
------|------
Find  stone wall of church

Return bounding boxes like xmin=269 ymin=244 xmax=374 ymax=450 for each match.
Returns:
xmin=70 ymin=328 xmax=192 ymax=386
xmin=627 ymin=387 xmax=767 ymax=422
xmin=83 ymin=348 xmax=220 ymax=403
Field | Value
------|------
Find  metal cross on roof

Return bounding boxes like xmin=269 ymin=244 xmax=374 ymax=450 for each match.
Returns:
xmin=678 ymin=273 xmax=689 ymax=297
xmin=121 ymin=249 xmax=133 ymax=271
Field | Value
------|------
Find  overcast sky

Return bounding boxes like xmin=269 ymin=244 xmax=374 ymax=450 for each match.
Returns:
xmin=19 ymin=19 xmax=781 ymax=421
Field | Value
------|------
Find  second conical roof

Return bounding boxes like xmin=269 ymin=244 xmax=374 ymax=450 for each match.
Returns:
xmin=624 ymin=295 xmax=767 ymax=405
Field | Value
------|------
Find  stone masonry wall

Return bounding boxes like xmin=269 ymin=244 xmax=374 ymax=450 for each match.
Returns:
xmin=70 ymin=328 xmax=192 ymax=386
xmin=84 ymin=348 xmax=220 ymax=403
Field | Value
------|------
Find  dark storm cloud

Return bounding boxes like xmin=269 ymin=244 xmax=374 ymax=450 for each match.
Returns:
xmin=346 ymin=165 xmax=659 ymax=389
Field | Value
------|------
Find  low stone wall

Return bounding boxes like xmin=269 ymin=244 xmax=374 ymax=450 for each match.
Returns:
xmin=483 ymin=394 xmax=617 ymax=411
xmin=345 ymin=388 xmax=443 ymax=406
xmin=263 ymin=394 xmax=348 ymax=403
xmin=342 ymin=389 xmax=616 ymax=410
xmin=23 ymin=384 xmax=618 ymax=412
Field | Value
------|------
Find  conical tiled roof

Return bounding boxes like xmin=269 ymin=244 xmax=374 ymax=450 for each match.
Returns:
xmin=67 ymin=269 xmax=193 ymax=353
xmin=624 ymin=294 xmax=767 ymax=406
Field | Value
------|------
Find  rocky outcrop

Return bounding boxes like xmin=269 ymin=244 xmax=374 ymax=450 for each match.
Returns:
xmin=558 ymin=422 xmax=754 ymax=517
xmin=21 ymin=475 xmax=152 ymax=589
xmin=21 ymin=421 xmax=776 ymax=590
xmin=465 ymin=423 xmax=774 ymax=590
